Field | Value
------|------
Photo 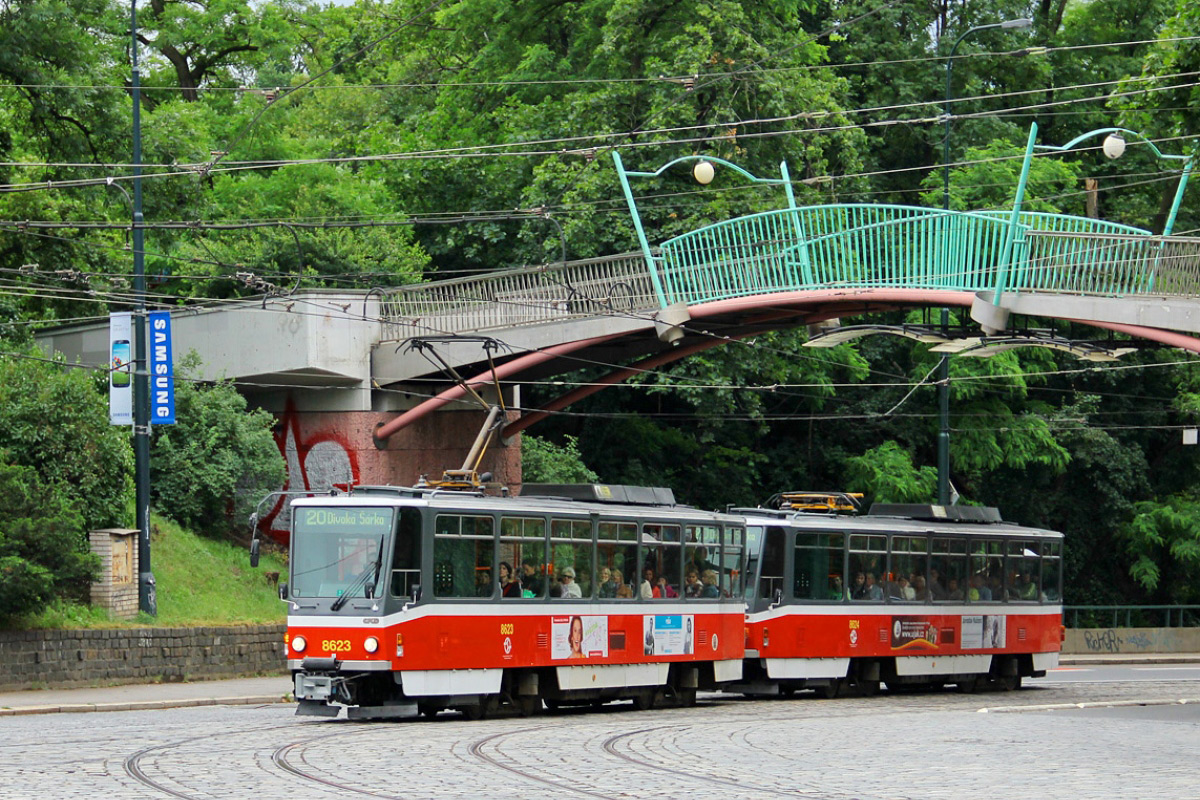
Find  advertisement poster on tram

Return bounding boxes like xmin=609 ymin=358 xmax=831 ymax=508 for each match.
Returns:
xmin=552 ymin=615 xmax=608 ymax=660
xmin=889 ymin=617 xmax=939 ymax=650
xmin=642 ymin=615 xmax=694 ymax=656
xmin=961 ymin=615 xmax=1006 ymax=649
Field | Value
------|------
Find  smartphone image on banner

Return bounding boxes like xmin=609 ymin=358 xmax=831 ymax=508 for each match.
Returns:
xmin=111 ymin=340 xmax=131 ymax=387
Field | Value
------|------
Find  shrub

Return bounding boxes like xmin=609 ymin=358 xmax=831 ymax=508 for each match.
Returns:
xmin=150 ymin=355 xmax=285 ymax=538
xmin=0 ymin=347 xmax=134 ymax=531
xmin=0 ymin=457 xmax=98 ymax=619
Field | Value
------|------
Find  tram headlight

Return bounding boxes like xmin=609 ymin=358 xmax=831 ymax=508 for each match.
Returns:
xmin=364 ymin=636 xmax=379 ymax=654
xmin=292 ymin=635 xmax=307 ymax=653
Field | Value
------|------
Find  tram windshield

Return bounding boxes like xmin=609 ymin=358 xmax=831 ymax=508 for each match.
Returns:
xmin=291 ymin=507 xmax=395 ymax=600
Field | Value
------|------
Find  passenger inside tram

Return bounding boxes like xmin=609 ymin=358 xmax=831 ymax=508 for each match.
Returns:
xmin=598 ymin=567 xmax=617 ymax=598
xmin=558 ymin=567 xmax=582 ymax=598
xmin=499 ymin=562 xmax=521 ymax=598
xmin=475 ymin=569 xmax=492 ymax=598
xmin=521 ymin=559 xmax=545 ymax=597
xmin=612 ymin=569 xmax=633 ymax=598
xmin=928 ymin=568 xmax=946 ymax=600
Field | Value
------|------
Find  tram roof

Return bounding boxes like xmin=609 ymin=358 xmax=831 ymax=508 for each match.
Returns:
xmin=734 ymin=505 xmax=1061 ymax=539
xmin=291 ymin=484 xmax=743 ymax=523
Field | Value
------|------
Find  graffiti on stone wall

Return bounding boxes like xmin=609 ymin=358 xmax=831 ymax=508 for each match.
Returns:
xmin=258 ymin=403 xmax=360 ymax=543
xmin=1083 ymin=629 xmax=1122 ymax=653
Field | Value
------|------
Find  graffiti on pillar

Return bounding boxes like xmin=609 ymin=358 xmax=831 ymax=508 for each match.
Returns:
xmin=258 ymin=403 xmax=360 ymax=543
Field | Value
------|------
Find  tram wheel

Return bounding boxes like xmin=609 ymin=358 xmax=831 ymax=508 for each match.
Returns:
xmin=817 ymin=680 xmax=841 ymax=699
xmin=632 ymin=689 xmax=657 ymax=711
xmin=516 ymin=695 xmax=541 ymax=717
xmin=1001 ymin=675 xmax=1022 ymax=691
xmin=676 ymin=687 xmax=698 ymax=707
xmin=956 ymin=678 xmax=979 ymax=694
xmin=459 ymin=704 xmax=486 ymax=721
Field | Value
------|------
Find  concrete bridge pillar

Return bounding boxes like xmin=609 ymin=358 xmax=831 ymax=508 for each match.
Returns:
xmin=257 ymin=394 xmax=521 ymax=543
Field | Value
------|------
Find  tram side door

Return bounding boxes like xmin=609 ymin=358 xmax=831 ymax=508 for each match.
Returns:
xmin=390 ymin=508 xmax=423 ymax=602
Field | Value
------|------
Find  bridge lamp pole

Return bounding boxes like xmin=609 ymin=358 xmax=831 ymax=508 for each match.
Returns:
xmin=612 ymin=152 xmax=798 ymax=310
xmin=990 ymin=123 xmax=1197 ymax=318
xmin=937 ymin=16 xmax=1032 ymax=507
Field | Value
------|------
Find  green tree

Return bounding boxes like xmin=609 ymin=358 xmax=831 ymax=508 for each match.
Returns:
xmin=1119 ymin=496 xmax=1200 ymax=603
xmin=0 ymin=456 xmax=98 ymax=619
xmin=150 ymin=355 xmax=285 ymax=538
xmin=521 ymin=434 xmax=599 ymax=484
xmin=842 ymin=440 xmax=937 ymax=504
xmin=0 ymin=348 xmax=134 ymax=532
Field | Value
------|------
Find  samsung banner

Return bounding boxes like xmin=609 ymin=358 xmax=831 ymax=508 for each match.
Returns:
xmin=148 ymin=311 xmax=176 ymax=424
xmin=109 ymin=312 xmax=133 ymax=425
xmin=109 ymin=311 xmax=176 ymax=425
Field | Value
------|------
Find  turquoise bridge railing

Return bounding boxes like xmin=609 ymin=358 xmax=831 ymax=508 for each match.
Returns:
xmin=650 ymin=203 xmax=1200 ymax=308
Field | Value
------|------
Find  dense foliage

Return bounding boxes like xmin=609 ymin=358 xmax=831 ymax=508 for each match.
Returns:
xmin=0 ymin=456 xmax=98 ymax=619
xmin=3 ymin=0 xmax=1200 ymax=608
xmin=150 ymin=355 xmax=287 ymax=538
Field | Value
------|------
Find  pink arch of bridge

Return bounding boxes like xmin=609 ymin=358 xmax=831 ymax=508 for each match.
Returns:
xmin=372 ymin=288 xmax=1200 ymax=442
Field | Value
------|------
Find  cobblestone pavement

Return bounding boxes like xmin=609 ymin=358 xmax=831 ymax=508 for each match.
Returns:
xmin=1 ymin=681 xmax=1196 ymax=799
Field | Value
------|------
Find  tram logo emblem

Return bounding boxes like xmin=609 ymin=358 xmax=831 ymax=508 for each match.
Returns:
xmin=849 ymin=629 xmax=858 ymax=646
xmin=503 ymin=636 xmax=513 ymax=655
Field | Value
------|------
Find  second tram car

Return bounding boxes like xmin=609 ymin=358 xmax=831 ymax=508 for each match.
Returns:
xmin=732 ymin=493 xmax=1064 ymax=697
xmin=273 ymin=483 xmax=747 ymax=719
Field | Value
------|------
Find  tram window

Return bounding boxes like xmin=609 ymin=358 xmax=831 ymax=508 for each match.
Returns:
xmin=551 ymin=518 xmax=593 ymax=598
xmin=848 ymin=534 xmax=886 ymax=602
xmin=389 ymin=508 xmax=423 ymax=599
xmin=291 ymin=507 xmax=393 ymax=599
xmin=793 ymin=532 xmax=844 ymax=601
xmin=685 ymin=525 xmax=720 ymax=599
xmin=888 ymin=535 xmax=928 ymax=603
xmin=1042 ymin=542 xmax=1062 ymax=602
xmin=930 ymin=538 xmax=967 ymax=601
xmin=598 ymin=522 xmax=637 ymax=599
xmin=1007 ymin=540 xmax=1041 ymax=602
xmin=757 ymin=526 xmax=786 ymax=601
xmin=642 ymin=524 xmax=682 ymax=598
xmin=722 ymin=526 xmax=745 ymax=599
xmin=432 ymin=537 xmax=494 ymax=599
xmin=743 ymin=526 xmax=763 ymax=602
xmin=499 ymin=515 xmax=547 ymax=599
xmin=968 ymin=540 xmax=1004 ymax=603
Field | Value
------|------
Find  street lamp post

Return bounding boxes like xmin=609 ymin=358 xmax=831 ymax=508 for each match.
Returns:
xmin=936 ymin=17 xmax=1032 ymax=507
xmin=130 ymin=0 xmax=156 ymax=616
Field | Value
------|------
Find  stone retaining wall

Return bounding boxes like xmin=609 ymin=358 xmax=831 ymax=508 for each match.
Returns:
xmin=0 ymin=625 xmax=286 ymax=692
xmin=1063 ymin=627 xmax=1200 ymax=656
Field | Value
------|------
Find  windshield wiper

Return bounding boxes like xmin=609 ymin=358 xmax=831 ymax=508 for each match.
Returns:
xmin=331 ymin=536 xmax=385 ymax=612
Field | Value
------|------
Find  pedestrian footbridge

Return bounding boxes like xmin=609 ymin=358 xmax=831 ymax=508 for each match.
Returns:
xmin=373 ymin=201 xmax=1200 ymax=441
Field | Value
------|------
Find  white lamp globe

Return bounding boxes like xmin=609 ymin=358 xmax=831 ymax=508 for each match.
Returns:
xmin=693 ymin=160 xmax=715 ymax=185
xmin=1102 ymin=132 xmax=1126 ymax=160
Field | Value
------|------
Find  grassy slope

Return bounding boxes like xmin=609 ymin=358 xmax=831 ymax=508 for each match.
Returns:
xmin=21 ymin=515 xmax=288 ymax=629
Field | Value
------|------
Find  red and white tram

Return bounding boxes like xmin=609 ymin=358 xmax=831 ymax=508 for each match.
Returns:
xmin=732 ymin=493 xmax=1064 ymax=697
xmin=273 ymin=483 xmax=747 ymax=719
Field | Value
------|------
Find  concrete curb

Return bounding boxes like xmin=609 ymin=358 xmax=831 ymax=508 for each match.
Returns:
xmin=0 ymin=694 xmax=293 ymax=717
xmin=1058 ymin=655 xmax=1200 ymax=666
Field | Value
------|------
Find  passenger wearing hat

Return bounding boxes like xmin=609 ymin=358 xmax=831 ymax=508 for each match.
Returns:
xmin=559 ymin=566 xmax=582 ymax=599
